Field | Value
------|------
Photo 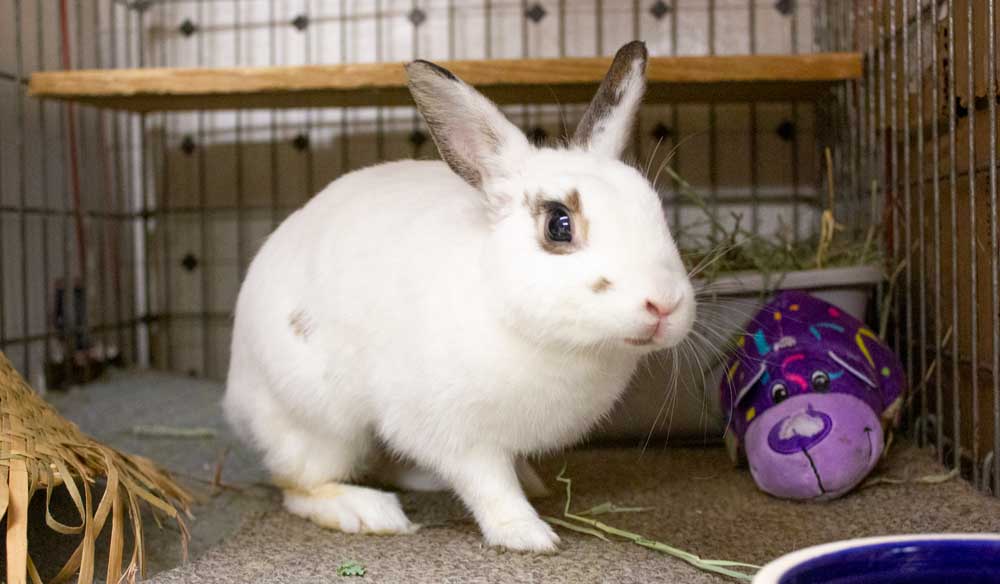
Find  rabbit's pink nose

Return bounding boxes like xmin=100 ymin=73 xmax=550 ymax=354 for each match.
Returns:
xmin=645 ymin=299 xmax=676 ymax=319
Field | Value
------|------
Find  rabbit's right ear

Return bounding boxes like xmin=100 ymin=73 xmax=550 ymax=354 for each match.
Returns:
xmin=406 ymin=60 xmax=531 ymax=191
xmin=573 ymin=41 xmax=648 ymax=159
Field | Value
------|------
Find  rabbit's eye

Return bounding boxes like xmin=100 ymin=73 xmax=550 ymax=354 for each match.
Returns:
xmin=770 ymin=382 xmax=789 ymax=404
xmin=545 ymin=205 xmax=573 ymax=243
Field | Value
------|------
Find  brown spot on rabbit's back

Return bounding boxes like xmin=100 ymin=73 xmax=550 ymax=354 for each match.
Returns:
xmin=591 ymin=277 xmax=613 ymax=293
xmin=289 ymin=309 xmax=314 ymax=340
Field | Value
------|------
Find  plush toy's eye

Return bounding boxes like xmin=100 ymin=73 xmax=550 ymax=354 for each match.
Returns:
xmin=811 ymin=370 xmax=830 ymax=392
xmin=545 ymin=204 xmax=573 ymax=243
xmin=770 ymin=382 xmax=789 ymax=404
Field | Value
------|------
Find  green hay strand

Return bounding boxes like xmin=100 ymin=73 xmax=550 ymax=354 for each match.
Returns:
xmin=576 ymin=502 xmax=654 ymax=516
xmin=544 ymin=465 xmax=761 ymax=581
xmin=541 ymin=516 xmax=611 ymax=542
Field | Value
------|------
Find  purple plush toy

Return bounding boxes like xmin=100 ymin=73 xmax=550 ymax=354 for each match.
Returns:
xmin=720 ymin=290 xmax=905 ymax=500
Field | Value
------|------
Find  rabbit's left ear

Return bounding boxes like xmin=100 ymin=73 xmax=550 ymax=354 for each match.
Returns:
xmin=405 ymin=59 xmax=531 ymax=191
xmin=572 ymin=41 xmax=648 ymax=159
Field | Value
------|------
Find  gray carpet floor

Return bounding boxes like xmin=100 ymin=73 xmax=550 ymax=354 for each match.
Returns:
xmin=37 ymin=371 xmax=1000 ymax=583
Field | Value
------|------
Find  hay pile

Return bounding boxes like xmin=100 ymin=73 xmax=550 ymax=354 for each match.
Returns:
xmin=0 ymin=350 xmax=191 ymax=584
xmin=668 ymin=151 xmax=882 ymax=285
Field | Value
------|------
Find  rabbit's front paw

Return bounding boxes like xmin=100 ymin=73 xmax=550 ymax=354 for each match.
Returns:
xmin=283 ymin=483 xmax=419 ymax=535
xmin=483 ymin=516 xmax=561 ymax=553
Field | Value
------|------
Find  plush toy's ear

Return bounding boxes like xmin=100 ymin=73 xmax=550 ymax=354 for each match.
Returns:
xmin=734 ymin=363 xmax=767 ymax=406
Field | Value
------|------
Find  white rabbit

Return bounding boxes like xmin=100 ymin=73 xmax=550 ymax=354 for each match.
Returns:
xmin=224 ymin=40 xmax=695 ymax=553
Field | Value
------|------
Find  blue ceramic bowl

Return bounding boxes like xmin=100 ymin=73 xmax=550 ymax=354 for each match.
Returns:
xmin=753 ymin=534 xmax=1000 ymax=584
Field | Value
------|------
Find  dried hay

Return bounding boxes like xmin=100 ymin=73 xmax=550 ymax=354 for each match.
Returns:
xmin=543 ymin=465 xmax=760 ymax=581
xmin=670 ymin=147 xmax=882 ymax=286
xmin=0 ymin=350 xmax=192 ymax=584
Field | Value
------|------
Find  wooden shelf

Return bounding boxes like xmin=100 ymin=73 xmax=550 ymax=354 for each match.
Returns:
xmin=28 ymin=53 xmax=862 ymax=112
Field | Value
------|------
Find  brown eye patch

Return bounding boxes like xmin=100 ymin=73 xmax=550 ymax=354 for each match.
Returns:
xmin=524 ymin=189 xmax=590 ymax=255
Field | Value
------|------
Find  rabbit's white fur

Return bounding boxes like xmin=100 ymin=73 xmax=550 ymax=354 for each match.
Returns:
xmin=224 ymin=41 xmax=695 ymax=552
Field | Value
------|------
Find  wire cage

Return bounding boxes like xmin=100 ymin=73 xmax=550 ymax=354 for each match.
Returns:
xmin=0 ymin=0 xmax=997 ymax=497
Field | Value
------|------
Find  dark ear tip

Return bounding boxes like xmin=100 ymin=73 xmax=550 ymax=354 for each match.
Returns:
xmin=405 ymin=59 xmax=458 ymax=82
xmin=617 ymin=40 xmax=648 ymax=61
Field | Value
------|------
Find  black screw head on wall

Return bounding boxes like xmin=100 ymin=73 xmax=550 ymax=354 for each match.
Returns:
xmin=776 ymin=120 xmax=796 ymax=142
xmin=292 ymin=133 xmax=310 ymax=151
xmin=774 ymin=0 xmax=795 ymax=16
xmin=650 ymin=1 xmax=671 ymax=20
xmin=528 ymin=127 xmax=548 ymax=145
xmin=408 ymin=8 xmax=427 ymax=27
xmin=179 ymin=18 xmax=197 ymax=37
xmin=291 ymin=14 xmax=309 ymax=31
xmin=651 ymin=122 xmax=673 ymax=142
xmin=181 ymin=135 xmax=196 ymax=155
xmin=408 ymin=129 xmax=428 ymax=148
xmin=181 ymin=253 xmax=199 ymax=272
xmin=525 ymin=3 xmax=547 ymax=23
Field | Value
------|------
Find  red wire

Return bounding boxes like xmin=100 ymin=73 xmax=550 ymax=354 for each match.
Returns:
xmin=59 ymin=0 xmax=87 ymax=283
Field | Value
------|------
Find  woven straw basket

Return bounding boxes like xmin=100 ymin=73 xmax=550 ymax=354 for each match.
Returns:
xmin=0 ymin=350 xmax=191 ymax=584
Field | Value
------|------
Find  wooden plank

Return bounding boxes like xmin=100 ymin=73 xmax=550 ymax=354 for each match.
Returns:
xmin=28 ymin=53 xmax=863 ymax=112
